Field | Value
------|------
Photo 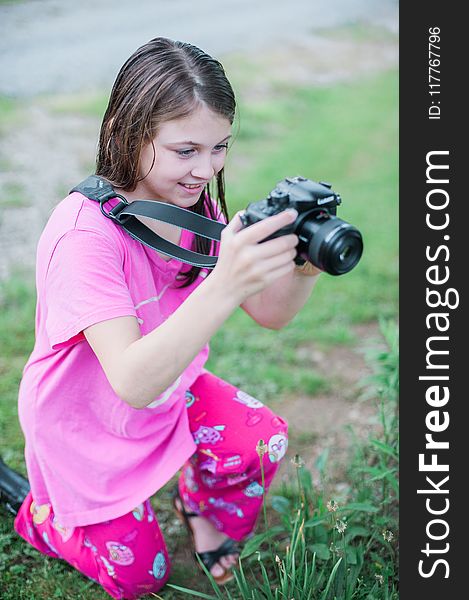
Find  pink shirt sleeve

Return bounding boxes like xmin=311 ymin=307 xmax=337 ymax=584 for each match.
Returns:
xmin=44 ymin=229 xmax=137 ymax=349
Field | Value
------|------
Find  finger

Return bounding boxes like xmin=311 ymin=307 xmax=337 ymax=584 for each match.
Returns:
xmin=254 ymin=234 xmax=299 ymax=259
xmin=238 ymin=209 xmax=298 ymax=243
xmin=223 ymin=210 xmax=246 ymax=235
xmin=260 ymin=248 xmax=297 ymax=272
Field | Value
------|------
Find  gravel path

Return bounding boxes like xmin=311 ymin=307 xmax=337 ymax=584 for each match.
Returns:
xmin=0 ymin=0 xmax=397 ymax=97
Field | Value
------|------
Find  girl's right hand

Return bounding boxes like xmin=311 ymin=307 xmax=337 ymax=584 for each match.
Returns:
xmin=210 ymin=209 xmax=300 ymax=305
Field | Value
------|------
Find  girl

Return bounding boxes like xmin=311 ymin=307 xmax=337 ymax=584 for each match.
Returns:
xmin=13 ymin=37 xmax=321 ymax=598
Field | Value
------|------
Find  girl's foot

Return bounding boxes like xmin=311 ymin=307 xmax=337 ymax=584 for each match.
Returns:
xmin=173 ymin=494 xmax=239 ymax=582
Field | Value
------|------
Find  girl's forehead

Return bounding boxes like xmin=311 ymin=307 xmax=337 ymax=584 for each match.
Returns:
xmin=156 ymin=105 xmax=232 ymax=144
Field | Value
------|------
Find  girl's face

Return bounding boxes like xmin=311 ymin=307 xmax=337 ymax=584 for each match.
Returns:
xmin=134 ymin=104 xmax=232 ymax=207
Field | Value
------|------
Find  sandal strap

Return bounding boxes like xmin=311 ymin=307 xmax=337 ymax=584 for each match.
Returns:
xmin=172 ymin=485 xmax=240 ymax=575
xmin=172 ymin=486 xmax=199 ymax=519
xmin=197 ymin=538 xmax=240 ymax=571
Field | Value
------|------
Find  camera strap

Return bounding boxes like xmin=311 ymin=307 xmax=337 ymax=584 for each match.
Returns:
xmin=70 ymin=175 xmax=225 ymax=268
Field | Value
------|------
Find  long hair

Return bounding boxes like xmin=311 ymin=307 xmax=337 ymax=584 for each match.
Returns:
xmin=96 ymin=37 xmax=236 ymax=286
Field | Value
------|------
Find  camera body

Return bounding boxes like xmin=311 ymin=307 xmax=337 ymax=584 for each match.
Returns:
xmin=240 ymin=176 xmax=363 ymax=275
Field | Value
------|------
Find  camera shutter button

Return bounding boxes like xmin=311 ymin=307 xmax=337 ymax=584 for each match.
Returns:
xmin=268 ymin=190 xmax=289 ymax=209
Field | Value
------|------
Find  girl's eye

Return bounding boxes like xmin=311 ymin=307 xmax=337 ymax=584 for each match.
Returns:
xmin=213 ymin=144 xmax=228 ymax=153
xmin=176 ymin=149 xmax=195 ymax=157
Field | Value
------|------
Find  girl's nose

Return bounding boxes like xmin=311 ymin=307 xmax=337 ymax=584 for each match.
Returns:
xmin=191 ymin=156 xmax=216 ymax=180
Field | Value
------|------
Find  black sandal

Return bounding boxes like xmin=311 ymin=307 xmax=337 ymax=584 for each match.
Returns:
xmin=0 ymin=457 xmax=30 ymax=515
xmin=172 ymin=487 xmax=240 ymax=585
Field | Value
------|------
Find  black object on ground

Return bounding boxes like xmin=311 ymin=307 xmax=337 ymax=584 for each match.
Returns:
xmin=0 ymin=456 xmax=30 ymax=515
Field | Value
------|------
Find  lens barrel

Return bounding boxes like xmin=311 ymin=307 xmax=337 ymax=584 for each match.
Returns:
xmin=298 ymin=214 xmax=363 ymax=275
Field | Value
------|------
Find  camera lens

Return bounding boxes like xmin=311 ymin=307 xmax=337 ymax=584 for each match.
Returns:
xmin=298 ymin=214 xmax=363 ymax=275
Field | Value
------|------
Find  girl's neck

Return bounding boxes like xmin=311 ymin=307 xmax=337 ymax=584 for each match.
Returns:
xmin=116 ymin=186 xmax=164 ymax=204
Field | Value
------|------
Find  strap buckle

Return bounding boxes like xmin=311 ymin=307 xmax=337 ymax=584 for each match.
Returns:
xmin=99 ymin=195 xmax=130 ymax=223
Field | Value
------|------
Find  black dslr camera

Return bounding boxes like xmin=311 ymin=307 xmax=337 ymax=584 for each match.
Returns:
xmin=240 ymin=176 xmax=363 ymax=275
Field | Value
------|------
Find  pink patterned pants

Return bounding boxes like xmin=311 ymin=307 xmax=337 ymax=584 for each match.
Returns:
xmin=14 ymin=371 xmax=288 ymax=599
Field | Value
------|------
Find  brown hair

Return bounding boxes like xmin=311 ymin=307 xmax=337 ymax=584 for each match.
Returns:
xmin=96 ymin=37 xmax=236 ymax=286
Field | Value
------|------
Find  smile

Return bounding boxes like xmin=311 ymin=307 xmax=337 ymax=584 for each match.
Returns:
xmin=178 ymin=182 xmax=206 ymax=196
xmin=180 ymin=183 xmax=205 ymax=189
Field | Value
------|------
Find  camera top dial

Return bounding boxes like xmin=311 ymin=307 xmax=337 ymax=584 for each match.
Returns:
xmin=272 ymin=177 xmax=341 ymax=213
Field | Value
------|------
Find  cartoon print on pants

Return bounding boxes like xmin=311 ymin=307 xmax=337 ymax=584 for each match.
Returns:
xmin=183 ymin=464 xmax=199 ymax=492
xmin=246 ymin=410 xmax=263 ymax=427
xmin=145 ymin=499 xmax=155 ymax=522
xmin=121 ymin=528 xmax=139 ymax=544
xmin=185 ymin=390 xmax=196 ymax=408
xmin=132 ymin=504 xmax=145 ymax=521
xmin=233 ymin=390 xmax=264 ymax=409
xmin=208 ymin=497 xmax=244 ymax=517
xmin=199 ymin=456 xmax=218 ymax=473
xmin=106 ymin=541 xmax=135 ymax=566
xmin=83 ymin=536 xmax=98 ymax=555
xmin=244 ymin=481 xmax=264 ymax=497
xmin=192 ymin=424 xmax=225 ymax=445
xmin=42 ymin=531 xmax=59 ymax=555
xmin=268 ymin=433 xmax=288 ymax=463
xmin=100 ymin=554 xmax=116 ymax=577
xmin=226 ymin=472 xmax=248 ymax=485
xmin=31 ymin=501 xmax=51 ymax=525
xmin=201 ymin=472 xmax=219 ymax=487
xmin=52 ymin=516 xmax=75 ymax=542
xmin=149 ymin=551 xmax=167 ymax=580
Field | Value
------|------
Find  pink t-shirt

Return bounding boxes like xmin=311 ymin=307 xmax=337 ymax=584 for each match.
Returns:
xmin=18 ymin=192 xmax=222 ymax=528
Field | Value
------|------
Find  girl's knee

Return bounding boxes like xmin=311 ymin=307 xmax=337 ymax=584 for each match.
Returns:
xmin=82 ymin=503 xmax=171 ymax=599
xmin=99 ymin=548 xmax=171 ymax=599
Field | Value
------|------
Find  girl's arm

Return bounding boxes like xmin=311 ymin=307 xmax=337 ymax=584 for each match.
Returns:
xmin=84 ymin=277 xmax=237 ymax=409
xmin=84 ymin=210 xmax=299 ymax=409
xmin=241 ymin=263 xmax=321 ymax=330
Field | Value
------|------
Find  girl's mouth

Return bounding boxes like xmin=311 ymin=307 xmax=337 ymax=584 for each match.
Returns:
xmin=178 ymin=182 xmax=205 ymax=195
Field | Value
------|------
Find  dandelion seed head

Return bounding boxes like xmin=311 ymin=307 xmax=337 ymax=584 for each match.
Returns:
xmin=382 ymin=529 xmax=394 ymax=542
xmin=291 ymin=454 xmax=305 ymax=468
xmin=335 ymin=519 xmax=347 ymax=534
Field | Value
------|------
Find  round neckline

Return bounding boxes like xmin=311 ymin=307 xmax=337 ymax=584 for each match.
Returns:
xmin=143 ymin=226 xmax=192 ymax=273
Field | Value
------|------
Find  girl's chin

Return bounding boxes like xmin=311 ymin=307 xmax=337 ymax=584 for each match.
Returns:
xmin=146 ymin=185 xmax=203 ymax=208
xmin=173 ymin=188 xmax=204 ymax=206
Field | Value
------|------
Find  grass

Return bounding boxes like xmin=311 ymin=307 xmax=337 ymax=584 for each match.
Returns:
xmin=0 ymin=96 xmax=26 ymax=132
xmin=0 ymin=182 xmax=30 ymax=207
xmin=0 ymin=63 xmax=398 ymax=598
xmin=41 ymin=92 xmax=110 ymax=119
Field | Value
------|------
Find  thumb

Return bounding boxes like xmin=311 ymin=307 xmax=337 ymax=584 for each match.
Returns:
xmin=224 ymin=210 xmax=246 ymax=234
